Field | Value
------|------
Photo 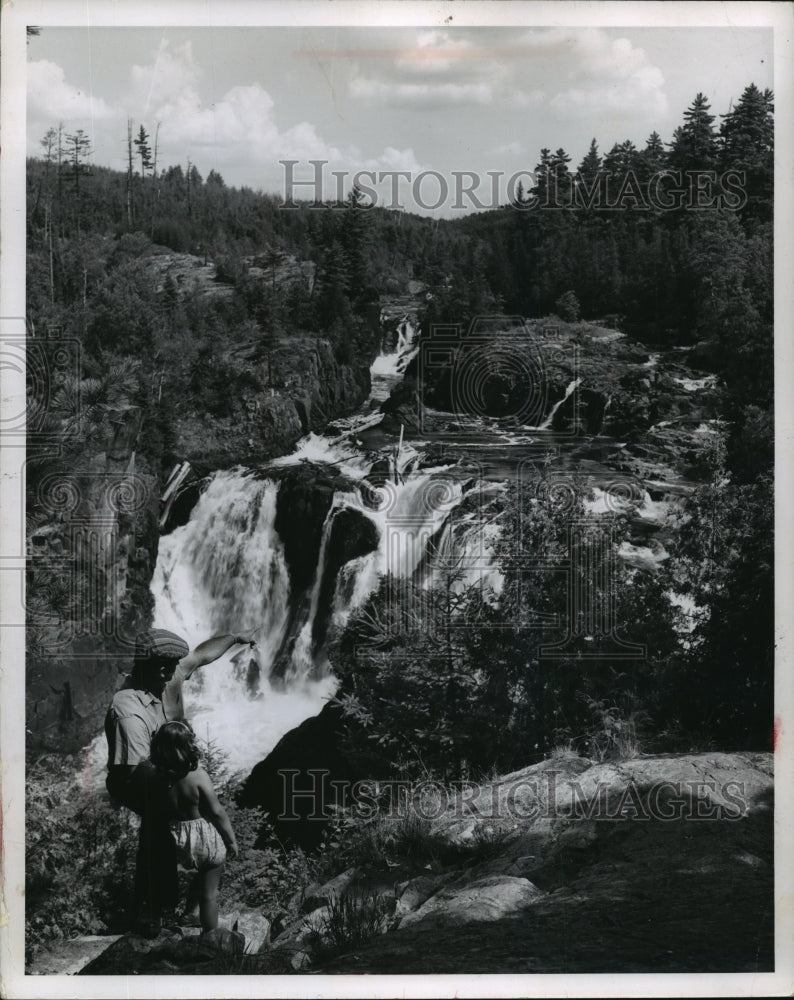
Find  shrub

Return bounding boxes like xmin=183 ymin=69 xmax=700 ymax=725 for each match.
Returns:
xmin=579 ymin=696 xmax=649 ymax=762
xmin=312 ymin=882 xmax=393 ymax=957
xmin=219 ymin=783 xmax=322 ymax=918
xmin=26 ymin=754 xmax=139 ymax=966
xmin=555 ymin=290 xmax=581 ymax=322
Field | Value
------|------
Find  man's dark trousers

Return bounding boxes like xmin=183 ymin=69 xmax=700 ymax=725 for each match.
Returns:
xmin=106 ymin=761 xmax=178 ymax=917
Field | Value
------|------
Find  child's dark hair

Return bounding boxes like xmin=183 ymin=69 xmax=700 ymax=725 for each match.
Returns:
xmin=150 ymin=721 xmax=200 ymax=781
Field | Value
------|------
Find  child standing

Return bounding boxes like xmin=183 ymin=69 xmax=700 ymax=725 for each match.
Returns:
xmin=150 ymin=721 xmax=238 ymax=932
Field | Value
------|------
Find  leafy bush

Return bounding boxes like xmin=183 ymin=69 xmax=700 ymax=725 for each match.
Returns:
xmin=26 ymin=754 xmax=139 ymax=965
xmin=26 ymin=745 xmax=325 ymax=967
xmin=555 ymin=290 xmax=581 ymax=322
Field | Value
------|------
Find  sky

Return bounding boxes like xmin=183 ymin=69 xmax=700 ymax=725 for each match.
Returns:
xmin=25 ymin=20 xmax=774 ymax=215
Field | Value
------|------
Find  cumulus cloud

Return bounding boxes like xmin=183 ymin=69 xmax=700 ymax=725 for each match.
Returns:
xmin=127 ymin=41 xmax=422 ymax=193
xmin=125 ymin=41 xmax=343 ymax=169
xmin=511 ymin=89 xmax=546 ymax=109
xmin=394 ymin=29 xmax=477 ymax=75
xmin=28 ymin=59 xmax=115 ymax=122
xmin=517 ymin=28 xmax=668 ymax=118
xmin=129 ymin=39 xmax=200 ymax=113
xmin=345 ymin=26 xmax=666 ymax=120
xmin=489 ymin=140 xmax=525 ymax=157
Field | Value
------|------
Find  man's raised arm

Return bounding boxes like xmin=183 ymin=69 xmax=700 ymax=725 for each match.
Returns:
xmin=179 ymin=627 xmax=260 ymax=679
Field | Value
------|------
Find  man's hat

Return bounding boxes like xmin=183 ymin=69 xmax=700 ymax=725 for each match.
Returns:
xmin=135 ymin=628 xmax=189 ymax=662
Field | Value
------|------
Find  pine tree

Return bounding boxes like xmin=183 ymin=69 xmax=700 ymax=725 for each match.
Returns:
xmin=669 ymin=93 xmax=718 ymax=171
xmin=64 ymin=130 xmax=91 ymax=199
xmin=134 ymin=125 xmax=153 ymax=177
xmin=639 ymin=131 xmax=667 ymax=179
xmin=719 ymin=84 xmax=774 ymax=222
xmin=531 ymin=148 xmax=553 ymax=205
xmin=577 ymin=139 xmax=601 ymax=180
xmin=126 ymin=119 xmax=135 ymax=227
xmin=603 ymin=140 xmax=641 ymax=179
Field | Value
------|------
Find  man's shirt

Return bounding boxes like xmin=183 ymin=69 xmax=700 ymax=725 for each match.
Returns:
xmin=105 ymin=688 xmax=169 ymax=767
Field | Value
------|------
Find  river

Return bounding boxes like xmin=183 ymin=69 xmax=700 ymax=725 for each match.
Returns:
xmin=82 ymin=309 xmax=713 ymax=781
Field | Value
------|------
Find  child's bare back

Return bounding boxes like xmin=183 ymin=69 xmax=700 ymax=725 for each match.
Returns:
xmin=150 ymin=723 xmax=238 ymax=931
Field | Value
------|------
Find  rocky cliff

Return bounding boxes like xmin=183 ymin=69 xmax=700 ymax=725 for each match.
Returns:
xmin=172 ymin=333 xmax=377 ymax=471
xmin=25 ymin=252 xmax=383 ymax=753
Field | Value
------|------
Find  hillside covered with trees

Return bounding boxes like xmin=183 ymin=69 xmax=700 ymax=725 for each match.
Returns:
xmin=24 ymin=84 xmax=775 ymax=971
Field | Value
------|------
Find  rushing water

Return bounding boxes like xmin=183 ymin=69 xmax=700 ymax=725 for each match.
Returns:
xmin=85 ymin=313 xmax=684 ymax=780
xmin=145 ymin=316 xmax=496 ymax=774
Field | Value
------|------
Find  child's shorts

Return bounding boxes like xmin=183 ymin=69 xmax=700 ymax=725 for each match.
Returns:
xmin=169 ymin=817 xmax=227 ymax=870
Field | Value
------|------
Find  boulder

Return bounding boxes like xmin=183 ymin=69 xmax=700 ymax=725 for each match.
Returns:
xmin=235 ymin=908 xmax=271 ymax=954
xmin=394 ymin=873 xmax=452 ymax=918
xmin=28 ymin=934 xmax=123 ymax=976
xmin=271 ymin=906 xmax=330 ymax=950
xmin=78 ymin=925 xmax=246 ymax=975
xmin=297 ymin=867 xmax=360 ymax=914
xmin=398 ymin=875 xmax=544 ymax=929
xmin=237 ymin=702 xmax=368 ymax=849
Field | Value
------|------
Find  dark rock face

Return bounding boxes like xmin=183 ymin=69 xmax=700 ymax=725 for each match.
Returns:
xmin=172 ymin=336 xmax=379 ymax=469
xmin=273 ymin=465 xmax=354 ymax=595
xmin=159 ymin=476 xmax=208 ymax=536
xmin=26 ymin=457 xmax=160 ymax=753
xmin=269 ymin=465 xmax=360 ymax=680
xmin=550 ymin=386 xmax=609 ymax=435
xmin=312 ymin=507 xmax=379 ymax=652
xmin=237 ymin=702 xmax=366 ymax=850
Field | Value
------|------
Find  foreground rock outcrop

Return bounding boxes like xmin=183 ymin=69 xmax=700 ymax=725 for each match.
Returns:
xmin=279 ymin=751 xmax=774 ymax=974
xmin=28 ymin=751 xmax=774 ymax=976
xmin=70 ymin=909 xmax=274 ymax=976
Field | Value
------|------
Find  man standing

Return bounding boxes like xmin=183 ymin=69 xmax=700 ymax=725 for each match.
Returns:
xmin=105 ymin=626 xmax=258 ymax=934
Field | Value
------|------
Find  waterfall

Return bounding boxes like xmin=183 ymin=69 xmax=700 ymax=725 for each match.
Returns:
xmin=142 ymin=317 xmax=485 ymax=775
xmin=369 ymin=317 xmax=418 ymax=401
xmin=150 ymin=471 xmax=335 ymax=774
xmin=286 ymin=500 xmax=338 ymax=684
xmin=538 ymin=377 xmax=581 ymax=430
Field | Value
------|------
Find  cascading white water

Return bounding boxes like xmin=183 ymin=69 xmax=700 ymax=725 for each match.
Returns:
xmin=83 ymin=317 xmax=684 ymax=784
xmin=538 ymin=377 xmax=582 ymax=430
xmin=369 ymin=317 xmax=418 ymax=401
xmin=151 ymin=471 xmax=335 ymax=775
xmin=142 ymin=320 xmax=452 ymax=775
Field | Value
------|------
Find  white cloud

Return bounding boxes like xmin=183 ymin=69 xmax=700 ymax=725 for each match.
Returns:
xmin=516 ymin=28 xmax=668 ymax=119
xmin=346 ymin=26 xmax=665 ymax=120
xmin=28 ymin=59 xmax=115 ymax=122
xmin=360 ymin=145 xmax=424 ymax=174
xmin=127 ymin=42 xmax=343 ymax=169
xmin=348 ymin=28 xmax=505 ymax=108
xmin=127 ymin=44 xmax=425 ymax=194
xmin=129 ymin=39 xmax=200 ymax=113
